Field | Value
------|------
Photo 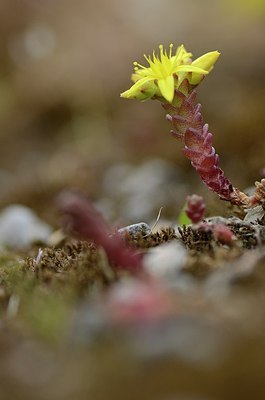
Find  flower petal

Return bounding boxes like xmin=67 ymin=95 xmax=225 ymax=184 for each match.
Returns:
xmin=120 ymin=77 xmax=156 ymax=100
xmin=157 ymin=75 xmax=175 ymax=103
xmin=175 ymin=65 xmax=209 ymax=74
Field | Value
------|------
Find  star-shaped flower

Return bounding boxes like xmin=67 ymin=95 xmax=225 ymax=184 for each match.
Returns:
xmin=121 ymin=44 xmax=220 ymax=103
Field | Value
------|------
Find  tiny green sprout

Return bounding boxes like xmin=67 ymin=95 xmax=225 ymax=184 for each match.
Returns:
xmin=121 ymin=44 xmax=220 ymax=103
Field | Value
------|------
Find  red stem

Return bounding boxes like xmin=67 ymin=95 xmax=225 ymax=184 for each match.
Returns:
xmin=163 ymin=89 xmax=233 ymax=200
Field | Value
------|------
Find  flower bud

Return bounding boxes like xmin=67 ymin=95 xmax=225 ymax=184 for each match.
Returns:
xmin=189 ymin=51 xmax=220 ymax=85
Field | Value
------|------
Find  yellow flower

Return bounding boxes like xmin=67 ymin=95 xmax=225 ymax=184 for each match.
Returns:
xmin=121 ymin=44 xmax=220 ymax=103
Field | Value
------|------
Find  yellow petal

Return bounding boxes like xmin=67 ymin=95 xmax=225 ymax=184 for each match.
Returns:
xmin=120 ymin=77 xmax=151 ymax=98
xmin=120 ymin=77 xmax=157 ymax=100
xmin=157 ymin=75 xmax=175 ymax=103
xmin=176 ymin=65 xmax=209 ymax=74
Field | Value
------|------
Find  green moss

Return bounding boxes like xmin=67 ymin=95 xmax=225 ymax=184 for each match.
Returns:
xmin=20 ymin=286 xmax=72 ymax=342
xmin=0 ymin=253 xmax=24 ymax=288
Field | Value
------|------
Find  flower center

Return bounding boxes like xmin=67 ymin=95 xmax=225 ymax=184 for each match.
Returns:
xmin=132 ymin=44 xmax=192 ymax=80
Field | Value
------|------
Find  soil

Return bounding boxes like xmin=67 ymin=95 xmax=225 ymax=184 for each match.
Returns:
xmin=0 ymin=209 xmax=265 ymax=400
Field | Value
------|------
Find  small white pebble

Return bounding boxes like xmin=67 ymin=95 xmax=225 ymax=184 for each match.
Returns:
xmin=143 ymin=241 xmax=187 ymax=279
xmin=0 ymin=205 xmax=52 ymax=249
xmin=118 ymin=222 xmax=151 ymax=237
xmin=244 ymin=205 xmax=264 ymax=223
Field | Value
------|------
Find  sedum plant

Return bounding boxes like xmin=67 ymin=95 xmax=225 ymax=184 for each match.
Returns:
xmin=121 ymin=44 xmax=265 ymax=210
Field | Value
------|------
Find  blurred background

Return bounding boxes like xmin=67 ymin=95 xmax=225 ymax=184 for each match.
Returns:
xmin=0 ymin=0 xmax=264 ymax=225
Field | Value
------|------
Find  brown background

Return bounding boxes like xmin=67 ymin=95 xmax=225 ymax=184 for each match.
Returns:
xmin=0 ymin=0 xmax=264 ymax=221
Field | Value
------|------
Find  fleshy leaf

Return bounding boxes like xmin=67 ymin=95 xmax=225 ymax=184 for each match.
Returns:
xmin=177 ymin=204 xmax=191 ymax=226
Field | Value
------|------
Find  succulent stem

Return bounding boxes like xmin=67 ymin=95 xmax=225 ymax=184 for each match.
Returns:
xmin=163 ymin=87 xmax=265 ymax=209
xmin=163 ymin=88 xmax=233 ymax=200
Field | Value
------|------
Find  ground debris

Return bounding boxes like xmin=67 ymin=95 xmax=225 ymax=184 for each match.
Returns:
xmin=25 ymin=240 xmax=118 ymax=291
xmin=124 ymin=226 xmax=177 ymax=249
xmin=178 ymin=225 xmax=213 ymax=252
xmin=178 ymin=217 xmax=265 ymax=252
